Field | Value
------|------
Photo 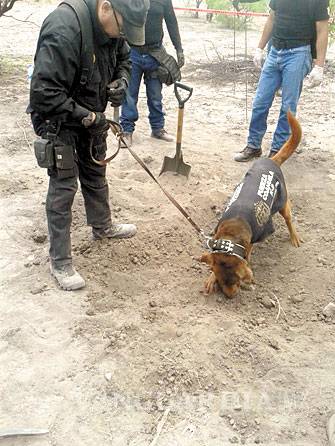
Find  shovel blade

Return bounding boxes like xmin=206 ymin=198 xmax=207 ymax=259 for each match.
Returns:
xmin=159 ymin=154 xmax=191 ymax=178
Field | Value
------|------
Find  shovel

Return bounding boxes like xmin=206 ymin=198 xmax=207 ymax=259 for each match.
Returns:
xmin=159 ymin=82 xmax=193 ymax=178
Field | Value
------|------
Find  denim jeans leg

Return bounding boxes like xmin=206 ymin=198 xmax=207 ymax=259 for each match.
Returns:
xmin=143 ymin=55 xmax=164 ymax=131
xmin=247 ymin=48 xmax=282 ymax=149
xmin=272 ymin=47 xmax=312 ymax=150
xmin=145 ymin=77 xmax=164 ymax=131
xmin=120 ymin=50 xmax=144 ymax=133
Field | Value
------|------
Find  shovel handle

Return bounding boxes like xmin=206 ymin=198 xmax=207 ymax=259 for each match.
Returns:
xmin=174 ymin=82 xmax=193 ymax=108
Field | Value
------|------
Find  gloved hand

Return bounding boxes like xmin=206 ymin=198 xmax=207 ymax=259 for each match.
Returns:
xmin=82 ymin=111 xmax=106 ymax=128
xmin=306 ymin=65 xmax=324 ymax=89
xmin=107 ymin=78 xmax=128 ymax=107
xmin=177 ymin=50 xmax=185 ymax=68
xmin=253 ymin=47 xmax=265 ymax=69
xmin=82 ymin=112 xmax=109 ymax=135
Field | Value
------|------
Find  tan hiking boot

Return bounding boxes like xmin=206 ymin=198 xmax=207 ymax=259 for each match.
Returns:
xmin=92 ymin=223 xmax=137 ymax=240
xmin=50 ymin=264 xmax=85 ymax=291
xmin=151 ymin=129 xmax=173 ymax=142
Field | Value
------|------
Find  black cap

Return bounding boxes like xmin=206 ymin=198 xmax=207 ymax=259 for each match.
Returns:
xmin=109 ymin=0 xmax=149 ymax=46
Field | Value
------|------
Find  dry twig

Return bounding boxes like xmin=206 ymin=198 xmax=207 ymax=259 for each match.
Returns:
xmin=269 ymin=291 xmax=287 ymax=321
xmin=149 ymin=407 xmax=170 ymax=446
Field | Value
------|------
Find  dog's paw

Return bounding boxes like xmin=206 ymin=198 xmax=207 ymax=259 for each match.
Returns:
xmin=204 ymin=272 xmax=218 ymax=294
xmin=291 ymin=235 xmax=303 ymax=247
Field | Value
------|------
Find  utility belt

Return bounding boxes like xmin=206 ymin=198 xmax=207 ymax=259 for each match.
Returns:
xmin=34 ymin=126 xmax=76 ymax=178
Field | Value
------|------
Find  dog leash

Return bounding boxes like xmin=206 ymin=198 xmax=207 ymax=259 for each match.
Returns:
xmin=91 ymin=120 xmax=247 ymax=261
xmin=91 ymin=120 xmax=208 ymax=240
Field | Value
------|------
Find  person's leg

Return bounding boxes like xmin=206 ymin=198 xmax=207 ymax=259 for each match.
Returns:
xmin=143 ymin=55 xmax=165 ymax=132
xmin=271 ymin=46 xmax=312 ymax=152
xmin=46 ymin=130 xmax=85 ymax=290
xmin=77 ymin=131 xmax=136 ymax=240
xmin=235 ymin=48 xmax=282 ymax=162
xmin=247 ymin=48 xmax=282 ymax=149
xmin=120 ymin=49 xmax=144 ymax=134
xmin=46 ymin=171 xmax=78 ymax=267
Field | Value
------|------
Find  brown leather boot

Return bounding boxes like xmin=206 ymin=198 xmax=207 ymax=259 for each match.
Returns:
xmin=234 ymin=146 xmax=262 ymax=162
xmin=151 ymin=129 xmax=173 ymax=142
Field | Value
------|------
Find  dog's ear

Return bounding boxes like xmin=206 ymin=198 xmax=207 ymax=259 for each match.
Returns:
xmin=235 ymin=261 xmax=254 ymax=284
xmin=199 ymin=252 xmax=213 ymax=266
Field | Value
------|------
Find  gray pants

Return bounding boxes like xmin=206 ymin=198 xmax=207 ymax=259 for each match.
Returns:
xmin=46 ymin=129 xmax=111 ymax=267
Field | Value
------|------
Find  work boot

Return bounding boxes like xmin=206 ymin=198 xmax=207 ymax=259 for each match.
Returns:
xmin=50 ymin=263 xmax=86 ymax=291
xmin=121 ymin=132 xmax=132 ymax=148
xmin=151 ymin=129 xmax=173 ymax=142
xmin=92 ymin=223 xmax=137 ymax=240
xmin=234 ymin=146 xmax=262 ymax=162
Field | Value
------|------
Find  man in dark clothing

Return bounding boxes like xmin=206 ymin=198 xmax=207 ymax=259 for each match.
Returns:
xmin=120 ymin=0 xmax=184 ymax=146
xmin=29 ymin=0 xmax=149 ymax=290
xmin=235 ymin=0 xmax=329 ymax=162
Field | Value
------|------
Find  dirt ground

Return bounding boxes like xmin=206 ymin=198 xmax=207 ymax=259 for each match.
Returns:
xmin=1 ymin=2 xmax=335 ymax=445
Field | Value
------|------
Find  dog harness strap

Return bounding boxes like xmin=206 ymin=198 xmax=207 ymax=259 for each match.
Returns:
xmin=207 ymin=238 xmax=246 ymax=260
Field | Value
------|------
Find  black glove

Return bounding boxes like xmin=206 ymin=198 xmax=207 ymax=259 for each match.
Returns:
xmin=177 ymin=50 xmax=185 ymax=68
xmin=107 ymin=78 xmax=128 ymax=107
xmin=82 ymin=112 xmax=109 ymax=134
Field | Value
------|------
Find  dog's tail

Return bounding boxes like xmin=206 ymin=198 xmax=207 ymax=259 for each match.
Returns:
xmin=271 ymin=111 xmax=302 ymax=166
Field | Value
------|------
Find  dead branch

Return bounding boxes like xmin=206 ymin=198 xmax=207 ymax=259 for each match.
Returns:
xmin=269 ymin=291 xmax=287 ymax=321
xmin=149 ymin=407 xmax=170 ymax=446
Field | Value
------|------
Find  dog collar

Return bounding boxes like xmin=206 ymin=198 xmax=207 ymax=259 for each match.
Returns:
xmin=206 ymin=238 xmax=246 ymax=261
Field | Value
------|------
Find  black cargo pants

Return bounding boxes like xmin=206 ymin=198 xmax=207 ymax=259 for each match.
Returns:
xmin=46 ymin=128 xmax=111 ymax=267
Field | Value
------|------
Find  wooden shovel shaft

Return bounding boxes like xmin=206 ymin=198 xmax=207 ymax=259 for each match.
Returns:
xmin=176 ymin=106 xmax=184 ymax=158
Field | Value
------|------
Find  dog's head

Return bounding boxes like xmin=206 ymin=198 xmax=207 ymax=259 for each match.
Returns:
xmin=200 ymin=251 xmax=253 ymax=298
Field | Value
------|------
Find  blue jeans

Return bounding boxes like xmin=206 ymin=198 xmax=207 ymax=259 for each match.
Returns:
xmin=120 ymin=48 xmax=164 ymax=133
xmin=248 ymin=45 xmax=312 ymax=151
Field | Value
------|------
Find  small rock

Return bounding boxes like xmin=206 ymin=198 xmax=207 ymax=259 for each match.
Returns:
xmin=323 ymin=302 xmax=335 ymax=318
xmin=268 ymin=339 xmax=280 ymax=350
xmin=86 ymin=309 xmax=95 ymax=316
xmin=105 ymin=372 xmax=112 ymax=382
xmin=143 ymin=155 xmax=154 ymax=164
xmin=261 ymin=296 xmax=275 ymax=309
xmin=32 ymin=232 xmax=47 ymax=244
xmin=229 ymin=437 xmax=239 ymax=444
xmin=291 ymin=294 xmax=306 ymax=304
xmin=149 ymin=300 xmax=157 ymax=307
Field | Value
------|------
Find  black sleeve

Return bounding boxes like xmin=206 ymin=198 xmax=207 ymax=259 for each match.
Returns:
xmin=30 ymin=32 xmax=90 ymax=122
xmin=164 ymin=0 xmax=182 ymax=51
xmin=312 ymin=0 xmax=329 ymax=21
xmin=269 ymin=0 xmax=276 ymax=11
xmin=113 ymin=39 xmax=132 ymax=84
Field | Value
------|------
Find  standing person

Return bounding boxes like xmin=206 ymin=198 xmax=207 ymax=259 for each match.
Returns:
xmin=29 ymin=0 xmax=149 ymax=290
xmin=120 ymin=0 xmax=184 ymax=147
xmin=235 ymin=0 xmax=329 ymax=162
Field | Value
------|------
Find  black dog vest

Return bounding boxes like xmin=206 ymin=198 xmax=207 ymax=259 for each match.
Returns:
xmin=218 ymin=158 xmax=287 ymax=243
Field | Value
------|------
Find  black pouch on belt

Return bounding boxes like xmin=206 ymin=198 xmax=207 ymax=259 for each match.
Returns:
xmin=34 ymin=138 xmax=55 ymax=168
xmin=54 ymin=141 xmax=76 ymax=179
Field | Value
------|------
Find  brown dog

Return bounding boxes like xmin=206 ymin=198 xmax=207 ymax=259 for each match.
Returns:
xmin=200 ymin=111 xmax=302 ymax=298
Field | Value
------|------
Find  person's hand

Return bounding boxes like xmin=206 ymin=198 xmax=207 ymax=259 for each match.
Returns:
xmin=107 ymin=78 xmax=128 ymax=107
xmin=253 ymin=47 xmax=265 ymax=69
xmin=82 ymin=111 xmax=106 ymax=128
xmin=306 ymin=65 xmax=324 ymax=89
xmin=177 ymin=50 xmax=185 ymax=68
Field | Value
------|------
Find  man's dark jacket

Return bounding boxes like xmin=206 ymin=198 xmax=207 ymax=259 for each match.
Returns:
xmin=29 ymin=0 xmax=131 ymax=128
